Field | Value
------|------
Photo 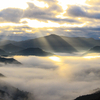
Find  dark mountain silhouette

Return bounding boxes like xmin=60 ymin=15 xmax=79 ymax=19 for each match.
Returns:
xmin=0 ymin=57 xmax=21 ymax=64
xmin=0 ymin=43 xmax=24 ymax=53
xmin=82 ymin=46 xmax=100 ymax=56
xmin=1 ymin=34 xmax=100 ymax=53
xmin=0 ymin=74 xmax=5 ymax=77
xmin=0 ymin=80 xmax=34 ymax=100
xmin=75 ymin=90 xmax=100 ymax=100
xmin=14 ymin=34 xmax=77 ymax=53
xmin=15 ymin=48 xmax=53 ymax=56
xmin=88 ymin=46 xmax=100 ymax=53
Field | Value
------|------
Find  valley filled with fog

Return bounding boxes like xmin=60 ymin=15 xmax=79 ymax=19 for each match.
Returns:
xmin=0 ymin=54 xmax=100 ymax=100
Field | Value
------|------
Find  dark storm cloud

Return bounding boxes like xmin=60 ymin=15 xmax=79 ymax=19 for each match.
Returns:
xmin=66 ymin=5 xmax=100 ymax=19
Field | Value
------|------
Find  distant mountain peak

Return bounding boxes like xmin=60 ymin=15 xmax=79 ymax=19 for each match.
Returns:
xmin=48 ymin=34 xmax=60 ymax=37
xmin=22 ymin=48 xmax=44 ymax=52
xmin=2 ymin=43 xmax=22 ymax=47
xmin=15 ymin=47 xmax=53 ymax=56
xmin=14 ymin=34 xmax=78 ymax=53
xmin=5 ymin=43 xmax=15 ymax=46
xmin=82 ymin=46 xmax=100 ymax=56
xmin=89 ymin=46 xmax=100 ymax=52
xmin=0 ymin=43 xmax=18 ymax=48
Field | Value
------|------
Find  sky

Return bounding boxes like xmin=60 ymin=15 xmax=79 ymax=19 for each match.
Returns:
xmin=0 ymin=0 xmax=100 ymax=39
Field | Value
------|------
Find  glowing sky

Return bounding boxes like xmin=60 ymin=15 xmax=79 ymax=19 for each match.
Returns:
xmin=0 ymin=0 xmax=100 ymax=39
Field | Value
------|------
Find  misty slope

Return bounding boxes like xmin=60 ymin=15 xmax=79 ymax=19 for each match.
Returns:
xmin=14 ymin=34 xmax=77 ymax=53
xmin=87 ymin=46 xmax=100 ymax=53
xmin=0 ymin=57 xmax=21 ymax=64
xmin=13 ymin=34 xmax=100 ymax=53
xmin=15 ymin=48 xmax=53 ymax=56
xmin=82 ymin=46 xmax=100 ymax=56
xmin=0 ymin=49 xmax=7 ymax=55
xmin=0 ymin=40 xmax=16 ymax=46
xmin=61 ymin=36 xmax=100 ymax=51
xmin=0 ymin=35 xmax=36 ymax=41
xmin=1 ymin=34 xmax=100 ymax=53
xmin=0 ymin=43 xmax=24 ymax=53
xmin=75 ymin=90 xmax=100 ymax=100
xmin=0 ymin=80 xmax=34 ymax=100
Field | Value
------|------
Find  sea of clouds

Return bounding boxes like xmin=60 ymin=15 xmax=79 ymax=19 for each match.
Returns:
xmin=0 ymin=55 xmax=100 ymax=100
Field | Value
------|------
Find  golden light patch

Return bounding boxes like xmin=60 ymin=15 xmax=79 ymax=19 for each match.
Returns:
xmin=47 ymin=33 xmax=50 ymax=35
xmin=25 ymin=29 xmax=33 ymax=33
xmin=8 ymin=28 xmax=14 ymax=31
xmin=13 ymin=32 xmax=23 ymax=34
xmin=47 ymin=29 xmax=54 ymax=31
xmin=49 ymin=56 xmax=61 ymax=62
xmin=6 ymin=28 xmax=20 ymax=31
xmin=86 ymin=0 xmax=100 ymax=5
xmin=65 ymin=30 xmax=70 ymax=32
xmin=83 ymin=56 xmax=100 ymax=59
xmin=78 ymin=18 xmax=82 ymax=20
xmin=13 ymin=32 xmax=16 ymax=34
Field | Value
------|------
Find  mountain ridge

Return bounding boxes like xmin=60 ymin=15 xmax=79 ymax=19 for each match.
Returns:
xmin=82 ymin=46 xmax=100 ymax=56
xmin=0 ymin=43 xmax=24 ymax=53
xmin=14 ymin=34 xmax=77 ymax=53
xmin=0 ymin=34 xmax=100 ymax=53
xmin=0 ymin=57 xmax=21 ymax=64
xmin=15 ymin=48 xmax=54 ymax=56
xmin=75 ymin=90 xmax=100 ymax=100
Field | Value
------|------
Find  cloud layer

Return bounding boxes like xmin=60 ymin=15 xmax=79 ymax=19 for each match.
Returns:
xmin=0 ymin=55 xmax=100 ymax=100
xmin=0 ymin=0 xmax=100 ymax=39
